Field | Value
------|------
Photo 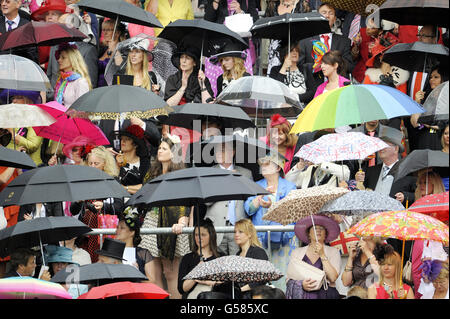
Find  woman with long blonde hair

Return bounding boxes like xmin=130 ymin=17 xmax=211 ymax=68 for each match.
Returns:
xmin=54 ymin=43 xmax=92 ymax=107
xmin=414 ymin=169 xmax=446 ymax=201
xmin=85 ymin=146 xmax=120 ymax=177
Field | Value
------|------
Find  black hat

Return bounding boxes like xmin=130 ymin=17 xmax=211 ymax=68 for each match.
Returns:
xmin=209 ymin=40 xmax=247 ymax=65
xmin=95 ymin=238 xmax=126 ymax=261
xmin=110 ymin=124 xmax=148 ymax=157
xmin=171 ymin=46 xmax=201 ymax=70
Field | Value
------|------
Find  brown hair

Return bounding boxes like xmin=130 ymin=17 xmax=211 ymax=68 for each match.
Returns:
xmin=220 ymin=57 xmax=246 ymax=82
xmin=267 ymin=121 xmax=299 ymax=148
xmin=321 ymin=50 xmax=347 ymax=77
xmin=144 ymin=137 xmax=185 ymax=182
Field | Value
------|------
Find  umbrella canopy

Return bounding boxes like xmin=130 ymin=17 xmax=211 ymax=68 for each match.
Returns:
xmin=419 ymin=81 xmax=449 ymax=125
xmin=67 ymin=84 xmax=169 ymax=120
xmin=393 ymin=149 xmax=448 ymax=180
xmin=158 ymin=103 xmax=255 ymax=131
xmin=158 ymin=19 xmax=247 ymax=57
xmin=377 ymin=0 xmax=449 ymax=27
xmin=262 ymin=185 xmax=349 ymax=225
xmin=0 ymin=165 xmax=129 ymax=207
xmin=0 ymin=21 xmax=87 ymax=51
xmin=0 ymin=216 xmax=91 ymax=258
xmin=0 ymin=103 xmax=56 ymax=128
xmin=77 ymin=281 xmax=169 ymax=299
xmin=0 ymin=145 xmax=36 ymax=169
xmin=76 ymin=0 xmax=163 ymax=28
xmin=0 ymin=54 xmax=52 ymax=91
xmin=0 ymin=277 xmax=72 ymax=299
xmin=51 ymin=263 xmax=147 ymax=285
xmin=183 ymin=255 xmax=283 ymax=283
xmin=295 ymin=132 xmax=389 ymax=164
xmin=290 ymin=84 xmax=425 ymax=133
xmin=126 ymin=166 xmax=270 ymax=207
xmin=409 ymin=191 xmax=449 ymax=223
xmin=319 ymin=190 xmax=405 ymax=219
xmin=325 ymin=0 xmax=386 ymax=16
xmin=347 ymin=210 xmax=449 ymax=245
xmin=382 ymin=42 xmax=449 ymax=73
xmin=250 ymin=12 xmax=330 ymax=42
xmin=34 ymin=101 xmax=109 ymax=146
xmin=216 ymin=76 xmax=302 ymax=118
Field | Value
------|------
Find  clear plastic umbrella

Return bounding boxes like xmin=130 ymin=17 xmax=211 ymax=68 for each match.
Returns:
xmin=419 ymin=81 xmax=449 ymax=125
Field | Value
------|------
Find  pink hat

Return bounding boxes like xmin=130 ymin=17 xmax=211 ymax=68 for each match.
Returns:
xmin=269 ymin=114 xmax=289 ymax=128
xmin=62 ymin=135 xmax=96 ymax=159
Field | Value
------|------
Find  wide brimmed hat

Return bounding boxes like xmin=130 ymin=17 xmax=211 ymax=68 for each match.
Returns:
xmin=45 ymin=245 xmax=79 ymax=265
xmin=120 ymin=36 xmax=154 ymax=62
xmin=378 ymin=126 xmax=404 ymax=153
xmin=95 ymin=238 xmax=126 ymax=261
xmin=366 ymin=41 xmax=395 ymax=68
xmin=294 ymin=215 xmax=340 ymax=244
xmin=171 ymin=46 xmax=201 ymax=70
xmin=31 ymin=0 xmax=71 ymax=21
xmin=110 ymin=124 xmax=148 ymax=155
xmin=62 ymin=135 xmax=96 ymax=159
xmin=0 ymin=89 xmax=42 ymax=104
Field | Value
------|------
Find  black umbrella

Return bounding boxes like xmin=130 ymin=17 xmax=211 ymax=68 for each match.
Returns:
xmin=394 ymin=149 xmax=449 ymax=181
xmin=250 ymin=12 xmax=330 ymax=43
xmin=51 ymin=263 xmax=147 ymax=286
xmin=0 ymin=145 xmax=36 ymax=169
xmin=67 ymin=84 xmax=170 ymax=120
xmin=0 ymin=216 xmax=91 ymax=264
xmin=126 ymin=167 xmax=270 ymax=258
xmin=0 ymin=165 xmax=129 ymax=207
xmin=158 ymin=103 xmax=255 ymax=132
xmin=382 ymin=42 xmax=449 ymax=73
xmin=377 ymin=0 xmax=449 ymax=27
xmin=158 ymin=19 xmax=248 ymax=59
xmin=76 ymin=0 xmax=163 ymax=29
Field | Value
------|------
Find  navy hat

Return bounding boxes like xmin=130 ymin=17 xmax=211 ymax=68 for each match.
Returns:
xmin=0 ymin=89 xmax=42 ymax=104
xmin=171 ymin=46 xmax=201 ymax=70
xmin=209 ymin=41 xmax=247 ymax=65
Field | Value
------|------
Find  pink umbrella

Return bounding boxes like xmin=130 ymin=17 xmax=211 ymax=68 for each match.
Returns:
xmin=34 ymin=101 xmax=109 ymax=146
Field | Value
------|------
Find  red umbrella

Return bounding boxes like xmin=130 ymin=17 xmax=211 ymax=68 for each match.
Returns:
xmin=0 ymin=21 xmax=86 ymax=51
xmin=409 ymin=191 xmax=449 ymax=223
xmin=34 ymin=101 xmax=109 ymax=146
xmin=77 ymin=281 xmax=170 ymax=299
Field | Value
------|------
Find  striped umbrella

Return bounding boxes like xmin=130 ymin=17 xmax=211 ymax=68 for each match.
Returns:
xmin=0 ymin=277 xmax=72 ymax=299
xmin=290 ymin=84 xmax=425 ymax=133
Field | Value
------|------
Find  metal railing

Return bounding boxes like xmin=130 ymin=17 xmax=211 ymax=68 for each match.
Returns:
xmin=89 ymin=225 xmax=296 ymax=260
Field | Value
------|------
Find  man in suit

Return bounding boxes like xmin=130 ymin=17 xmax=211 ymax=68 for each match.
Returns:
xmin=355 ymin=126 xmax=416 ymax=206
xmin=0 ymin=0 xmax=38 ymax=63
xmin=205 ymin=141 xmax=252 ymax=255
xmin=298 ymin=2 xmax=355 ymax=80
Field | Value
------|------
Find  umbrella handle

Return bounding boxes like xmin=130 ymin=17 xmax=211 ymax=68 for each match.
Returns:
xmin=39 ymin=231 xmax=46 ymax=267
xmin=399 ymin=239 xmax=405 ymax=288
xmin=310 ymin=215 xmax=319 ymax=244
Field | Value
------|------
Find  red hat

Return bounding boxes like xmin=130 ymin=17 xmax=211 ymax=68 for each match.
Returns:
xmin=269 ymin=114 xmax=289 ymax=128
xmin=31 ymin=0 xmax=71 ymax=21
xmin=366 ymin=41 xmax=394 ymax=68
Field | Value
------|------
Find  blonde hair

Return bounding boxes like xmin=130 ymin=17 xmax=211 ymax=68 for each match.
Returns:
xmin=234 ymin=219 xmax=262 ymax=248
xmin=378 ymin=250 xmax=402 ymax=289
xmin=86 ymin=146 xmax=120 ymax=177
xmin=61 ymin=47 xmax=93 ymax=90
xmin=434 ymin=261 xmax=449 ymax=283
xmin=415 ymin=170 xmax=445 ymax=200
xmin=221 ymin=57 xmax=246 ymax=82
xmin=126 ymin=50 xmax=151 ymax=90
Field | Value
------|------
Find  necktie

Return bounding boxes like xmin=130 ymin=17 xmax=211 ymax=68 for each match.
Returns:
xmin=321 ymin=34 xmax=330 ymax=50
xmin=348 ymin=14 xmax=361 ymax=45
xmin=6 ymin=20 xmax=14 ymax=32
xmin=382 ymin=165 xmax=390 ymax=179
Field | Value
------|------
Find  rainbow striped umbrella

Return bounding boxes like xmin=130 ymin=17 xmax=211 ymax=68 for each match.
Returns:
xmin=0 ymin=277 xmax=72 ymax=299
xmin=291 ymin=84 xmax=425 ymax=133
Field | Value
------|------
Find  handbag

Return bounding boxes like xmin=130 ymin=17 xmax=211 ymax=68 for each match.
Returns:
xmin=287 ymin=258 xmax=328 ymax=291
xmin=224 ymin=13 xmax=253 ymax=34
xmin=402 ymin=243 xmax=414 ymax=285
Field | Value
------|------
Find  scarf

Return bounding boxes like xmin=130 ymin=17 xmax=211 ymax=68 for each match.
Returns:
xmin=54 ymin=71 xmax=82 ymax=104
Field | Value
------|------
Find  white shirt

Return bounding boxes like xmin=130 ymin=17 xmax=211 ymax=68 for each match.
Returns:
xmin=320 ymin=33 xmax=333 ymax=49
xmin=4 ymin=14 xmax=20 ymax=31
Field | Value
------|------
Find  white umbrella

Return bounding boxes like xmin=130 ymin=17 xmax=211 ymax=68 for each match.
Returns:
xmin=0 ymin=104 xmax=56 ymax=128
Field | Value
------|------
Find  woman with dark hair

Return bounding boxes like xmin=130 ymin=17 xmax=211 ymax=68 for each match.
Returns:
xmin=177 ymin=218 xmax=223 ymax=299
xmin=269 ymin=42 xmax=317 ymax=105
xmin=313 ymin=50 xmax=349 ymax=98
xmin=115 ymin=208 xmax=154 ymax=282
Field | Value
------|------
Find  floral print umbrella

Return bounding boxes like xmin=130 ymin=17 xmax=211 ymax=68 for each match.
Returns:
xmin=346 ymin=210 xmax=449 ymax=245
xmin=183 ymin=255 xmax=283 ymax=284
xmin=262 ymin=185 xmax=349 ymax=225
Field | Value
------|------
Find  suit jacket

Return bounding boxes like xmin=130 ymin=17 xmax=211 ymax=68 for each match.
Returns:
xmin=205 ymin=165 xmax=252 ymax=245
xmin=363 ymin=161 xmax=417 ymax=205
xmin=0 ymin=15 xmax=38 ymax=63
xmin=47 ymin=42 xmax=98 ymax=94
xmin=299 ymin=33 xmax=355 ymax=77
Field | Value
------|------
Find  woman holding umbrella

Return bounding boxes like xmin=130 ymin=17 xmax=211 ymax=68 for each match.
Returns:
xmin=54 ymin=43 xmax=92 ymax=107
xmin=139 ymin=135 xmax=191 ymax=299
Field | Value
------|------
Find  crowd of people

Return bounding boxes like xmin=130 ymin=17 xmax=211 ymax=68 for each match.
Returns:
xmin=0 ymin=0 xmax=448 ymax=300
